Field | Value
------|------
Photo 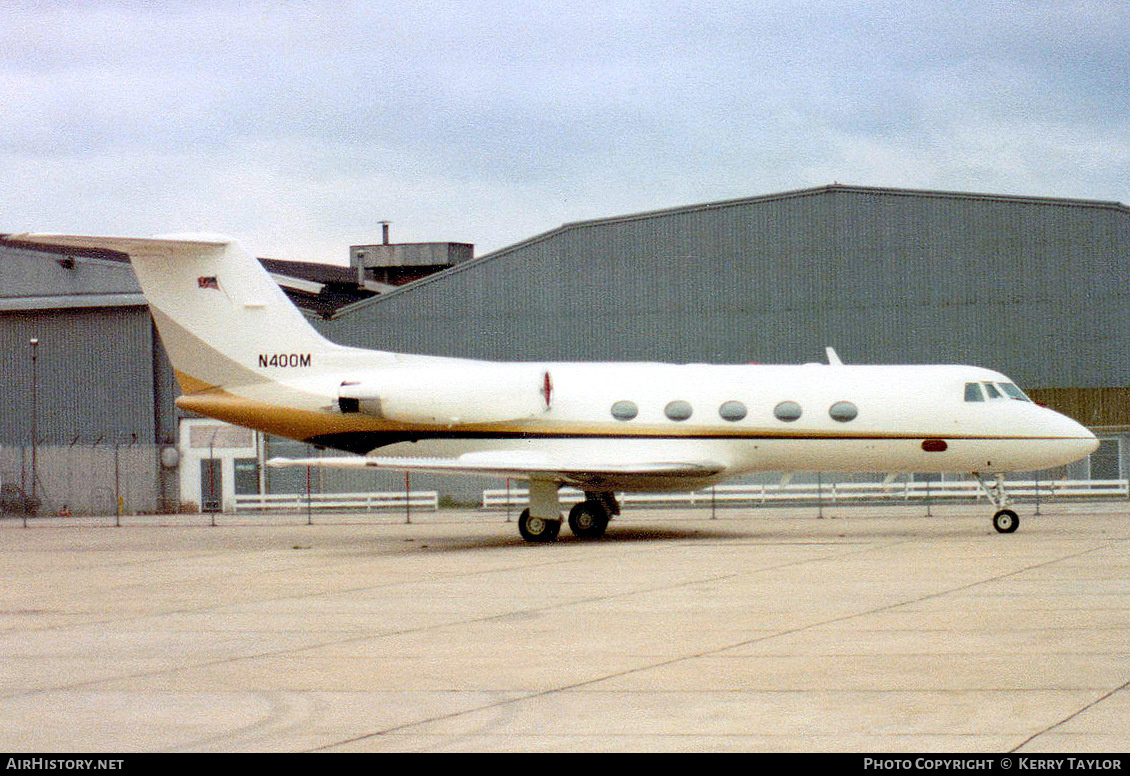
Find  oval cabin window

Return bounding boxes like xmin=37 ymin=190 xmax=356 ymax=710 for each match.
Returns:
xmin=719 ymin=401 xmax=747 ymax=422
xmin=610 ymin=400 xmax=638 ymax=421
xmin=774 ymin=401 xmax=802 ymax=422
xmin=664 ymin=400 xmax=693 ymax=421
xmin=829 ymin=401 xmax=858 ymax=422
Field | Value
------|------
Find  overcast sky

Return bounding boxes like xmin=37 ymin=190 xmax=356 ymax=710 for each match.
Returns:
xmin=2 ymin=0 xmax=1127 ymax=262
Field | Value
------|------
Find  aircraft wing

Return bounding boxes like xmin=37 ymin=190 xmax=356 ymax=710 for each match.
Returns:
xmin=267 ymin=452 xmax=726 ymax=489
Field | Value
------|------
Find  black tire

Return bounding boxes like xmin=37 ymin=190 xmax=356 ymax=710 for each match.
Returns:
xmin=518 ymin=509 xmax=561 ymax=543
xmin=992 ymin=509 xmax=1019 ymax=534
xmin=568 ymin=500 xmax=610 ymax=539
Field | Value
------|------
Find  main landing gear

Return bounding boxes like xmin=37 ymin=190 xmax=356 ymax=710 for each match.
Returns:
xmin=518 ymin=509 xmax=561 ymax=542
xmin=974 ymin=473 xmax=1020 ymax=534
xmin=517 ymin=483 xmax=619 ymax=543
xmin=567 ymin=493 xmax=618 ymax=539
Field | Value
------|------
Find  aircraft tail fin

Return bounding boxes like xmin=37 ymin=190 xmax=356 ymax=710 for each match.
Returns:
xmin=13 ymin=233 xmax=346 ymax=392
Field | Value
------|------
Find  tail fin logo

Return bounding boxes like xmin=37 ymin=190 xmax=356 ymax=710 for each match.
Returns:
xmin=197 ymin=275 xmax=235 ymax=307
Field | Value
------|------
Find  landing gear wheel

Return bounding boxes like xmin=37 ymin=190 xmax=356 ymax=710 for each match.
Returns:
xmin=519 ymin=509 xmax=561 ymax=543
xmin=992 ymin=509 xmax=1019 ymax=534
xmin=568 ymin=500 xmax=610 ymax=539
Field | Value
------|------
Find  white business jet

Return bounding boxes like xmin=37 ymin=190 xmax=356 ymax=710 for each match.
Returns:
xmin=17 ymin=233 xmax=1098 ymax=541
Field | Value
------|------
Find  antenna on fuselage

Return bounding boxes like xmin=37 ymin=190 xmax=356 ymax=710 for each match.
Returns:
xmin=825 ymin=346 xmax=844 ymax=366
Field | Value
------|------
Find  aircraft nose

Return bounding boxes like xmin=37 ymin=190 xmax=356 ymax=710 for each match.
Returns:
xmin=1076 ymin=432 xmax=1100 ymax=458
xmin=1057 ymin=412 xmax=1099 ymax=455
xmin=1024 ymin=406 xmax=1098 ymax=469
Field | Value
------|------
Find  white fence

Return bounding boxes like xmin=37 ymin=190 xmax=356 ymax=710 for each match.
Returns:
xmin=481 ymin=479 xmax=1130 ymax=510
xmin=233 ymin=490 xmax=439 ymax=513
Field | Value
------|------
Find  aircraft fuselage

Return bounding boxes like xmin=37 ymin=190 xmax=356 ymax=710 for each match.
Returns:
xmin=181 ymin=358 xmax=1096 ymax=491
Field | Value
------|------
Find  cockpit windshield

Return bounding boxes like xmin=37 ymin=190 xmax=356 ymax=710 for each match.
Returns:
xmin=964 ymin=381 xmax=1031 ymax=402
xmin=998 ymin=383 xmax=1030 ymax=401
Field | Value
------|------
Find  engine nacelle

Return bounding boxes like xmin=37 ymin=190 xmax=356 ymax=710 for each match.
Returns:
xmin=337 ymin=365 xmax=551 ymax=425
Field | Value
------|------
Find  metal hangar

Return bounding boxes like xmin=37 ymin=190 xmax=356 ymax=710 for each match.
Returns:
xmin=2 ymin=184 xmax=1128 ymax=513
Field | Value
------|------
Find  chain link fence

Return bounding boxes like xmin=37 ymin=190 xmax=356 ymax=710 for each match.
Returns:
xmin=0 ymin=442 xmax=165 ymax=516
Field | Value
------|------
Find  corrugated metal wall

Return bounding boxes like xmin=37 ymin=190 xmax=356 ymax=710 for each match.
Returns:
xmin=319 ymin=186 xmax=1130 ymax=392
xmin=0 ymin=306 xmax=159 ymax=443
xmin=1 ymin=244 xmax=183 ymax=511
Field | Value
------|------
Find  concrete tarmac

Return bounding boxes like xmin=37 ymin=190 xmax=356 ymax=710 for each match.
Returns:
xmin=1 ymin=503 xmax=1128 ymax=753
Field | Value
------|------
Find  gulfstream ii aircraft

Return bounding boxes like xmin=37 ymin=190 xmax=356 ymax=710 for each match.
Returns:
xmin=17 ymin=233 xmax=1098 ymax=541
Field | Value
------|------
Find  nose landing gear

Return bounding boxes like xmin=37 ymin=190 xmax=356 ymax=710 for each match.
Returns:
xmin=974 ymin=473 xmax=1021 ymax=534
xmin=991 ymin=508 xmax=1019 ymax=533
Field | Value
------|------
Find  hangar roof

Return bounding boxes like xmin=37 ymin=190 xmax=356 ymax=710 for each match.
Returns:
xmin=311 ymin=183 xmax=1130 ymax=393
xmin=0 ymin=237 xmax=375 ymax=317
xmin=328 ymin=183 xmax=1130 ymax=319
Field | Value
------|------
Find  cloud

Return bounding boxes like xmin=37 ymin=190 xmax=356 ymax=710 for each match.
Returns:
xmin=1 ymin=0 xmax=1127 ymax=260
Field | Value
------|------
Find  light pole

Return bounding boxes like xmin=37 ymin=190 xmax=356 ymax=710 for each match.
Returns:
xmin=29 ymin=338 xmax=39 ymax=506
xmin=208 ymin=426 xmax=220 ymax=527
